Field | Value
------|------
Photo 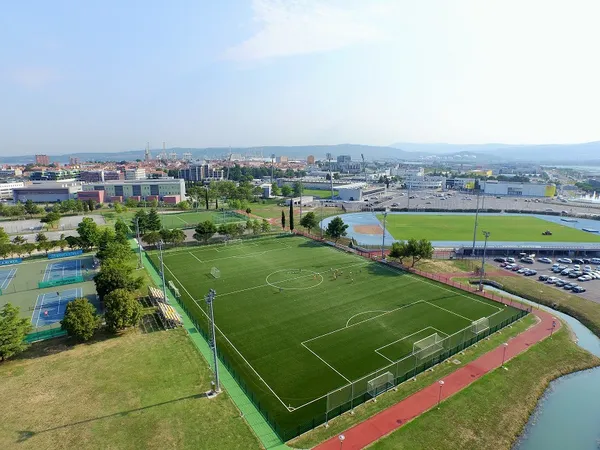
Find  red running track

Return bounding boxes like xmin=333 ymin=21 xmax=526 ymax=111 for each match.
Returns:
xmin=314 ymin=308 xmax=559 ymax=450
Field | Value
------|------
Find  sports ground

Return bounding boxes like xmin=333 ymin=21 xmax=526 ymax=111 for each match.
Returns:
xmin=377 ymin=214 xmax=600 ymax=242
xmin=149 ymin=235 xmax=525 ymax=437
xmin=159 ymin=210 xmax=246 ymax=229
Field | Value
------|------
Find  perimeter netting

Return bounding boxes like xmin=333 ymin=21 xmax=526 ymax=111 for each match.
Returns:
xmin=471 ymin=317 xmax=490 ymax=335
xmin=367 ymin=371 xmax=394 ymax=398
xmin=412 ymin=333 xmax=444 ymax=361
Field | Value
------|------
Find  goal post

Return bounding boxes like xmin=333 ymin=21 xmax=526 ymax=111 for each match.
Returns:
xmin=168 ymin=280 xmax=181 ymax=298
xmin=366 ymin=371 xmax=394 ymax=398
xmin=210 ymin=267 xmax=221 ymax=279
xmin=412 ymin=333 xmax=444 ymax=361
xmin=471 ymin=317 xmax=490 ymax=335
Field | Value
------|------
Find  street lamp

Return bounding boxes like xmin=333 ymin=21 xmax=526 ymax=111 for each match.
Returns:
xmin=205 ymin=288 xmax=221 ymax=394
xmin=501 ymin=342 xmax=508 ymax=368
xmin=478 ymin=231 xmax=491 ymax=291
xmin=381 ymin=208 xmax=389 ymax=260
xmin=437 ymin=380 xmax=444 ymax=408
xmin=551 ymin=317 xmax=557 ymax=337
xmin=339 ymin=434 xmax=345 ymax=449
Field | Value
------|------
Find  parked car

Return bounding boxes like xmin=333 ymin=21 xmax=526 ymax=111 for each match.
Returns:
xmin=511 ymin=265 xmax=522 ymax=271
xmin=569 ymin=271 xmax=583 ymax=278
xmin=517 ymin=268 xmax=527 ymax=274
xmin=583 ymin=265 xmax=592 ymax=272
xmin=590 ymin=258 xmax=600 ymax=265
xmin=547 ymin=277 xmax=558 ymax=284
xmin=524 ymin=269 xmax=537 ymax=276
xmin=520 ymin=257 xmax=534 ymax=264
xmin=494 ymin=257 xmax=507 ymax=263
xmin=563 ymin=283 xmax=575 ymax=290
xmin=557 ymin=258 xmax=572 ymax=264
xmin=578 ymin=275 xmax=592 ymax=282
xmin=538 ymin=275 xmax=549 ymax=281
xmin=538 ymin=257 xmax=553 ymax=264
xmin=561 ymin=269 xmax=571 ymax=276
xmin=552 ymin=267 xmax=563 ymax=273
xmin=572 ymin=258 xmax=585 ymax=264
xmin=555 ymin=280 xmax=567 ymax=287
xmin=573 ymin=265 xmax=581 ymax=271
xmin=572 ymin=286 xmax=586 ymax=293
xmin=507 ymin=257 xmax=515 ymax=263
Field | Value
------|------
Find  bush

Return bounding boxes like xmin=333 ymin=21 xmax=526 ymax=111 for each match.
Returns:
xmin=61 ymin=298 xmax=101 ymax=341
xmin=104 ymin=289 xmax=142 ymax=332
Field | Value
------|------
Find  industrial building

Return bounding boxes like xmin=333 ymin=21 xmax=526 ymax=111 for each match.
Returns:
xmin=0 ymin=181 xmax=25 ymax=200
xmin=79 ymin=170 xmax=121 ymax=183
xmin=81 ymin=178 xmax=186 ymax=203
xmin=124 ymin=168 xmax=146 ymax=180
xmin=13 ymin=182 xmax=83 ymax=203
xmin=285 ymin=196 xmax=314 ymax=206
xmin=29 ymin=169 xmax=79 ymax=181
xmin=483 ymin=181 xmax=556 ymax=197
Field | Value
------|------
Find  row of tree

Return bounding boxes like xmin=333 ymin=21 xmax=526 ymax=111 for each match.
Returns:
xmin=192 ymin=218 xmax=271 ymax=243
xmin=389 ymin=239 xmax=434 ymax=267
xmin=0 ymin=198 xmax=99 ymax=219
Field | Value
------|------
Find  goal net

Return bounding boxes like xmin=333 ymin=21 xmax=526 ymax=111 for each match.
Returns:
xmin=168 ymin=280 xmax=181 ymax=298
xmin=367 ymin=371 xmax=394 ymax=398
xmin=210 ymin=267 xmax=221 ymax=279
xmin=412 ymin=333 xmax=444 ymax=361
xmin=471 ymin=317 xmax=490 ymax=335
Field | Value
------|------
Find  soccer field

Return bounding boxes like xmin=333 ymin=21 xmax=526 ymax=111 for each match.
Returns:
xmin=377 ymin=214 xmax=600 ymax=242
xmin=148 ymin=236 xmax=525 ymax=439
xmin=159 ymin=210 xmax=246 ymax=229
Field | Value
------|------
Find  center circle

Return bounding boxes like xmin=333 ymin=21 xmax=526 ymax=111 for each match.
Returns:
xmin=265 ymin=269 xmax=323 ymax=290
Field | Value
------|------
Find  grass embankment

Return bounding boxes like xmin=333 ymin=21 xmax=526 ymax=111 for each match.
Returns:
xmin=0 ymin=329 xmax=259 ymax=450
xmin=369 ymin=327 xmax=599 ymax=450
xmin=377 ymin=214 xmax=600 ymax=242
xmin=290 ymin=314 xmax=536 ymax=448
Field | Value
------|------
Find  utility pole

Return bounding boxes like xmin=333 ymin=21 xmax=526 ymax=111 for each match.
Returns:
xmin=157 ymin=240 xmax=167 ymax=302
xmin=205 ymin=289 xmax=221 ymax=394
xmin=271 ymin=154 xmax=275 ymax=185
xmin=299 ymin=180 xmax=303 ymax=221
xmin=479 ymin=231 xmax=490 ymax=291
xmin=135 ymin=218 xmax=143 ymax=269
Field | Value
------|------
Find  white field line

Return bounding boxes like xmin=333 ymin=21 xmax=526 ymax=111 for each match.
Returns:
xmin=218 ymin=261 xmax=370 ymax=298
xmin=424 ymin=301 xmax=473 ymax=323
xmin=377 ymin=262 xmax=503 ymax=313
xmin=161 ymin=261 xmax=295 ymax=412
xmin=375 ymin=327 xmax=436 ymax=353
xmin=345 ymin=310 xmax=388 ymax=328
xmin=31 ymin=294 xmax=42 ymax=325
xmin=35 ymin=293 xmax=46 ymax=327
xmin=188 ymin=252 xmax=203 ymax=263
xmin=190 ymin=244 xmax=292 ymax=264
xmin=0 ymin=268 xmax=17 ymax=289
xmin=42 ymin=263 xmax=52 ymax=282
xmin=300 ymin=342 xmax=351 ymax=383
xmin=176 ymin=215 xmax=189 ymax=224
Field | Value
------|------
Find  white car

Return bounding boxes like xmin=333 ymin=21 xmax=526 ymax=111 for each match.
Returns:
xmin=547 ymin=277 xmax=558 ymax=284
xmin=573 ymin=265 xmax=581 ymax=271
xmin=578 ymin=275 xmax=592 ymax=281
xmin=557 ymin=258 xmax=573 ymax=264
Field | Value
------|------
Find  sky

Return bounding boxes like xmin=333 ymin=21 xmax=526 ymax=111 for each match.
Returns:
xmin=1 ymin=0 xmax=600 ymax=155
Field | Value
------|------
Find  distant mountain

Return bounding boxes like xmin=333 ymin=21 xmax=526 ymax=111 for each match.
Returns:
xmin=390 ymin=141 xmax=600 ymax=162
xmin=0 ymin=144 xmax=427 ymax=164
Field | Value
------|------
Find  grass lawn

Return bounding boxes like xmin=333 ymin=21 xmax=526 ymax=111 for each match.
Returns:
xmin=298 ymin=188 xmax=338 ymax=199
xmin=0 ymin=329 xmax=259 ymax=450
xmin=368 ymin=327 xmax=599 ymax=450
xmin=158 ymin=210 xmax=245 ymax=229
xmin=376 ymin=214 xmax=600 ymax=242
xmin=148 ymin=236 xmax=524 ymax=439
xmin=249 ymin=199 xmax=344 ymax=221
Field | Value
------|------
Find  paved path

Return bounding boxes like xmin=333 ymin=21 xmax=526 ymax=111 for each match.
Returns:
xmin=314 ymin=308 xmax=559 ymax=450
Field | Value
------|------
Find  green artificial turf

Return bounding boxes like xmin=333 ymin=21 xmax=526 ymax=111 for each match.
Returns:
xmin=377 ymin=214 xmax=600 ymax=242
xmin=159 ymin=210 xmax=245 ymax=229
xmin=148 ymin=236 xmax=524 ymax=440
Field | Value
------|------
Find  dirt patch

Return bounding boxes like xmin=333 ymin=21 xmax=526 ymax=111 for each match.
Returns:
xmin=353 ymin=225 xmax=383 ymax=235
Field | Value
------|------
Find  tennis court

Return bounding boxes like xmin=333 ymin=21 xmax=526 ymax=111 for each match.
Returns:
xmin=41 ymin=259 xmax=85 ymax=283
xmin=0 ymin=268 xmax=18 ymax=291
xmin=31 ymin=287 xmax=83 ymax=327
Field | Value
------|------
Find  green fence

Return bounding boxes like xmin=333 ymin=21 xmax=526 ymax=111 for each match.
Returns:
xmin=145 ymin=249 xmax=531 ymax=442
xmin=38 ymin=275 xmax=84 ymax=289
xmin=25 ymin=327 xmax=67 ymax=343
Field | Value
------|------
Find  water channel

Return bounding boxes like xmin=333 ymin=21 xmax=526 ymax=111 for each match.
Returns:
xmin=484 ymin=288 xmax=600 ymax=449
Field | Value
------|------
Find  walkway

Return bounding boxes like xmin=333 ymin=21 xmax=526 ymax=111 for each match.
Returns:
xmin=314 ymin=308 xmax=559 ymax=450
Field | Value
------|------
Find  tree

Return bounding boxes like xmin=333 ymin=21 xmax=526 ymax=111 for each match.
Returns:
xmin=293 ymin=181 xmax=303 ymax=197
xmin=409 ymin=238 xmax=434 ymax=267
xmin=0 ymin=303 xmax=32 ymax=362
xmin=333 ymin=172 xmax=340 ymax=180
xmin=177 ymin=200 xmax=191 ymax=210
xmin=205 ymin=188 xmax=210 ymax=209
xmin=104 ymin=289 xmax=142 ymax=332
xmin=97 ymin=240 xmax=132 ymax=263
xmin=289 ymin=201 xmax=294 ymax=231
xmin=61 ymin=298 xmax=100 ymax=341
xmin=114 ymin=218 xmax=129 ymax=244
xmin=325 ymin=217 xmax=348 ymax=243
xmin=24 ymin=199 xmax=40 ymax=216
xmin=271 ymin=183 xmax=280 ymax=196
xmin=22 ymin=242 xmax=37 ymax=256
xmin=193 ymin=220 xmax=217 ymax=244
xmin=299 ymin=212 xmax=318 ymax=234
xmin=35 ymin=232 xmax=47 ymax=243
xmin=251 ymin=219 xmax=261 ymax=235
xmin=261 ymin=219 xmax=270 ymax=233
xmin=132 ymin=209 xmax=148 ymax=234
xmin=0 ymin=244 xmax=12 ymax=259
xmin=37 ymin=240 xmax=53 ymax=255
xmin=64 ymin=236 xmax=81 ymax=249
xmin=77 ymin=217 xmax=100 ymax=250
xmin=141 ymin=231 xmax=161 ymax=246
xmin=168 ymin=228 xmax=185 ymax=246
xmin=57 ymin=239 xmax=68 ymax=251
xmin=146 ymin=208 xmax=162 ymax=232
xmin=245 ymin=207 xmax=252 ymax=216
xmin=281 ymin=210 xmax=286 ymax=229
xmin=0 ymin=227 xmax=8 ymax=245
xmin=389 ymin=241 xmax=409 ymax=264
xmin=281 ymin=185 xmax=292 ymax=197
xmin=12 ymin=235 xmax=25 ymax=245
xmin=94 ymin=260 xmax=143 ymax=301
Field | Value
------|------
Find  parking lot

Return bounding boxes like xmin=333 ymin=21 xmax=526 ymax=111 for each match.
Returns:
xmin=490 ymin=257 xmax=600 ymax=304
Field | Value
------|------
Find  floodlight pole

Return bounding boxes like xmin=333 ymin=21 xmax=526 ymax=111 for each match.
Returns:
xmin=206 ymin=289 xmax=221 ymax=393
xmin=471 ymin=188 xmax=481 ymax=256
xmin=339 ymin=434 xmax=345 ymax=449
xmin=135 ymin=217 xmax=143 ymax=269
xmin=320 ymin=200 xmax=324 ymax=238
xmin=381 ymin=210 xmax=389 ymax=260
xmin=158 ymin=240 xmax=167 ymax=302
xmin=501 ymin=342 xmax=508 ymax=367
xmin=479 ymin=231 xmax=490 ymax=291
xmin=437 ymin=380 xmax=444 ymax=408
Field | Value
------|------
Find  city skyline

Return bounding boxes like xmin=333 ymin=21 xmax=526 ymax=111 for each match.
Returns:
xmin=2 ymin=0 xmax=599 ymax=155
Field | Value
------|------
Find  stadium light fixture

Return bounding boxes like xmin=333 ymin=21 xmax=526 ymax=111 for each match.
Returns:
xmin=339 ymin=434 xmax=345 ymax=449
xmin=205 ymin=288 xmax=221 ymax=395
xmin=501 ymin=342 xmax=508 ymax=368
xmin=437 ymin=380 xmax=445 ymax=408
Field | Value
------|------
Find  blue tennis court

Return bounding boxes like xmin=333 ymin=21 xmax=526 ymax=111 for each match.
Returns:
xmin=0 ymin=267 xmax=17 ymax=290
xmin=31 ymin=287 xmax=82 ymax=327
xmin=41 ymin=259 xmax=83 ymax=283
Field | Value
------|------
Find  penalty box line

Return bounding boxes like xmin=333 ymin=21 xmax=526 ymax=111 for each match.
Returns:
xmin=161 ymin=261 xmax=296 ymax=412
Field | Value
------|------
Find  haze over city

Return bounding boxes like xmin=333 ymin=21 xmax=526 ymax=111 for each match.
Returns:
xmin=2 ymin=0 xmax=600 ymax=155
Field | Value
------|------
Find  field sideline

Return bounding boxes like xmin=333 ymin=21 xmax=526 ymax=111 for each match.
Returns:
xmin=376 ymin=214 xmax=600 ymax=242
xmin=148 ymin=235 xmax=523 ymax=438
